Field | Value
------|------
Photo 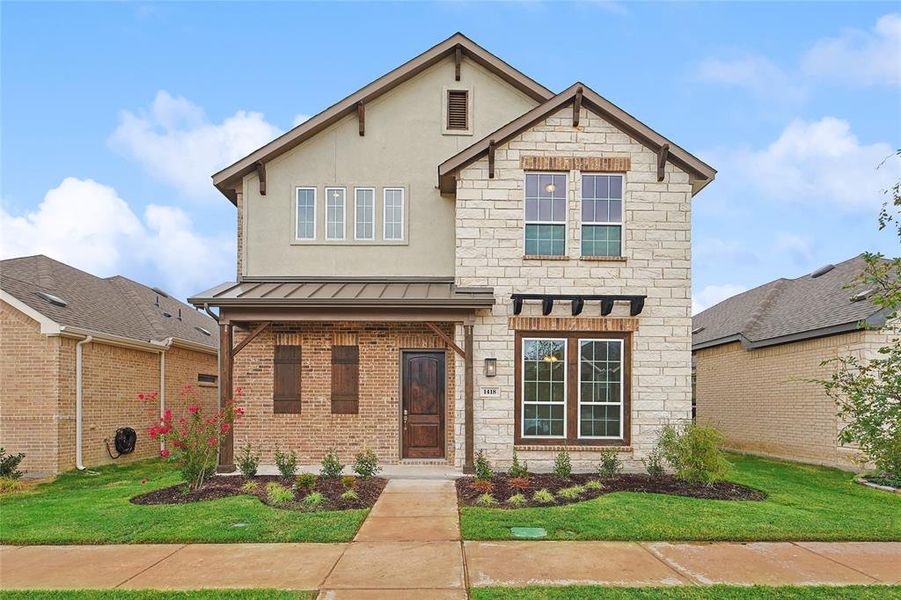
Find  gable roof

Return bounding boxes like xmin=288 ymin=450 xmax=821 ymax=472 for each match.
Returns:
xmin=692 ymin=254 xmax=890 ymax=351
xmin=438 ymin=82 xmax=716 ymax=195
xmin=0 ymin=255 xmax=218 ymax=351
xmin=212 ymin=32 xmax=554 ymax=204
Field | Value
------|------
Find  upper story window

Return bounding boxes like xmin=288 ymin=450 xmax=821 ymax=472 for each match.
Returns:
xmin=524 ymin=173 xmax=567 ymax=257
xmin=354 ymin=187 xmax=375 ymax=241
xmin=581 ymin=174 xmax=623 ymax=257
xmin=383 ymin=188 xmax=405 ymax=241
xmin=295 ymin=187 xmax=316 ymax=240
xmin=325 ymin=187 xmax=346 ymax=240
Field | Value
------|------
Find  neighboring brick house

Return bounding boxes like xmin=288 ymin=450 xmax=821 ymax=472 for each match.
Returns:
xmin=692 ymin=255 xmax=894 ymax=469
xmin=0 ymin=255 xmax=219 ymax=475
xmin=190 ymin=33 xmax=716 ymax=472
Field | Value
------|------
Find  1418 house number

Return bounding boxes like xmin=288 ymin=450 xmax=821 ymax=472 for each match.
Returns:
xmin=480 ymin=387 xmax=499 ymax=398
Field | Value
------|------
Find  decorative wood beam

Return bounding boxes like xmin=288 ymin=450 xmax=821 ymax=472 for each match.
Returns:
xmin=455 ymin=46 xmax=462 ymax=81
xmin=463 ymin=324 xmax=474 ymax=474
xmin=424 ymin=321 xmax=466 ymax=358
xmin=357 ymin=102 xmax=365 ymax=136
xmin=231 ymin=322 xmax=270 ymax=357
xmin=573 ymin=86 xmax=583 ymax=127
xmin=255 ymin=162 xmax=267 ymax=196
xmin=657 ymin=143 xmax=670 ymax=182
xmin=488 ymin=139 xmax=496 ymax=179
xmin=541 ymin=297 xmax=554 ymax=316
xmin=510 ymin=293 xmax=648 ymax=317
xmin=571 ymin=297 xmax=584 ymax=316
xmin=217 ymin=323 xmax=235 ymax=472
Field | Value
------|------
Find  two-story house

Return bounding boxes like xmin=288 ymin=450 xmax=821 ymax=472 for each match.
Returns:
xmin=189 ymin=33 xmax=715 ymax=473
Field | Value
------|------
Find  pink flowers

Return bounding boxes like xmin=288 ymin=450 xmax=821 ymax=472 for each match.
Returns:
xmin=160 ymin=449 xmax=170 ymax=458
xmin=188 ymin=404 xmax=201 ymax=415
xmin=207 ymin=438 xmax=218 ymax=447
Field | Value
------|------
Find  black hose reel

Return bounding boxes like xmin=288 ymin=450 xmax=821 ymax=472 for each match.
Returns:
xmin=105 ymin=427 xmax=137 ymax=459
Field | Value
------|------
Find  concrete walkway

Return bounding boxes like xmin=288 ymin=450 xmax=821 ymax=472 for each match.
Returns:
xmin=1 ymin=480 xmax=899 ymax=597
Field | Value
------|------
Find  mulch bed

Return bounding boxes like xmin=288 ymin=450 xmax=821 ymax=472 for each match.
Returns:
xmin=131 ymin=474 xmax=387 ymax=511
xmin=456 ymin=473 xmax=766 ymax=509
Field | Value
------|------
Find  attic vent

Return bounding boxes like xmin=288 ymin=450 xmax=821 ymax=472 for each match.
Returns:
xmin=447 ymin=90 xmax=469 ymax=131
xmin=850 ymin=289 xmax=874 ymax=302
xmin=810 ymin=264 xmax=835 ymax=278
xmin=35 ymin=291 xmax=67 ymax=307
xmin=162 ymin=311 xmax=172 ymax=318
xmin=151 ymin=287 xmax=169 ymax=298
xmin=194 ymin=326 xmax=212 ymax=336
xmin=691 ymin=326 xmax=705 ymax=335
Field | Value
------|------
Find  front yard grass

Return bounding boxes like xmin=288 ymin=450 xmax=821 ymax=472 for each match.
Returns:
xmin=460 ymin=453 xmax=901 ymax=541
xmin=471 ymin=585 xmax=901 ymax=599
xmin=0 ymin=460 xmax=366 ymax=544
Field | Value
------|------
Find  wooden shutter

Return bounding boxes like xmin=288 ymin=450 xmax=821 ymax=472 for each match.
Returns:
xmin=331 ymin=345 xmax=359 ymax=414
xmin=447 ymin=90 xmax=468 ymax=130
xmin=273 ymin=345 xmax=301 ymax=414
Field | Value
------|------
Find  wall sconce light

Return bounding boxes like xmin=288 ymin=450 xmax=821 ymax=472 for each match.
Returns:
xmin=484 ymin=358 xmax=497 ymax=377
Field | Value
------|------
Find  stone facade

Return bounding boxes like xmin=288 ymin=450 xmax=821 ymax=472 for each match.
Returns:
xmin=694 ymin=330 xmax=893 ymax=469
xmin=0 ymin=300 xmax=217 ymax=475
xmin=453 ymin=107 xmax=694 ymax=471
xmin=232 ymin=321 xmax=456 ymax=465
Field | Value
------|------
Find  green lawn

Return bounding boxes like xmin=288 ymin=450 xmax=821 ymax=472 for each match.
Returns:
xmin=461 ymin=453 xmax=901 ymax=541
xmin=471 ymin=586 xmax=901 ymax=600
xmin=0 ymin=592 xmax=312 ymax=600
xmin=0 ymin=461 xmax=366 ymax=544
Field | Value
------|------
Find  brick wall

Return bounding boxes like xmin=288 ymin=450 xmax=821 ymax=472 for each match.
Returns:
xmin=232 ymin=321 xmax=456 ymax=465
xmin=694 ymin=330 xmax=893 ymax=469
xmin=454 ymin=107 xmax=694 ymax=471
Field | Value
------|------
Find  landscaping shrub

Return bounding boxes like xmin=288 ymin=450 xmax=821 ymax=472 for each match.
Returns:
xmin=474 ymin=450 xmax=494 ymax=480
xmin=352 ymin=447 xmax=381 ymax=479
xmin=476 ymin=493 xmax=498 ymax=506
xmin=508 ymin=449 xmax=529 ymax=478
xmin=506 ymin=493 xmax=527 ymax=507
xmin=341 ymin=475 xmax=357 ymax=490
xmin=303 ymin=491 xmax=325 ymax=509
xmin=0 ymin=448 xmax=25 ymax=479
xmin=584 ymin=479 xmax=604 ymax=491
xmin=470 ymin=478 xmax=494 ymax=493
xmin=274 ymin=446 xmax=298 ymax=479
xmin=236 ymin=443 xmax=261 ymax=478
xmin=643 ymin=447 xmax=665 ymax=478
xmin=320 ymin=449 xmax=345 ymax=479
xmin=340 ymin=489 xmax=359 ymax=501
xmin=0 ymin=477 xmax=23 ymax=494
xmin=658 ymin=422 xmax=729 ymax=485
xmin=508 ymin=476 xmax=531 ymax=491
xmin=532 ymin=488 xmax=555 ymax=504
xmin=296 ymin=473 xmax=316 ymax=491
xmin=596 ymin=448 xmax=623 ymax=477
xmin=553 ymin=447 xmax=572 ymax=478
xmin=146 ymin=385 xmax=244 ymax=491
xmin=266 ymin=482 xmax=294 ymax=504
xmin=557 ymin=485 xmax=584 ymax=500
xmin=241 ymin=480 xmax=258 ymax=492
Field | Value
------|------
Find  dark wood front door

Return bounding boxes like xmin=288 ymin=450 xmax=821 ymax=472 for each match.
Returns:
xmin=402 ymin=351 xmax=445 ymax=459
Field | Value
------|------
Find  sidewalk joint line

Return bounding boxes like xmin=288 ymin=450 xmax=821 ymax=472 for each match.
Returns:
xmin=638 ymin=542 xmax=702 ymax=586
xmin=114 ymin=544 xmax=186 ymax=589
xmin=788 ymin=542 xmax=881 ymax=583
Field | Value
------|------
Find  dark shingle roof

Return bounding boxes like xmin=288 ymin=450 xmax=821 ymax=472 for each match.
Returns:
xmin=693 ymin=254 xmax=888 ymax=350
xmin=0 ymin=255 xmax=218 ymax=349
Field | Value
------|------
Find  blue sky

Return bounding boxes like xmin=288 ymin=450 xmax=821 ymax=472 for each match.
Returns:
xmin=2 ymin=1 xmax=899 ymax=309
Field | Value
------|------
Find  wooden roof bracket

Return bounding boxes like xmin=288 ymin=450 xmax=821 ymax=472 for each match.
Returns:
xmin=256 ymin=162 xmax=267 ymax=196
xmin=455 ymin=46 xmax=462 ymax=81
xmin=511 ymin=293 xmax=647 ymax=317
xmin=573 ymin=86 xmax=583 ymax=127
xmin=357 ymin=102 xmax=365 ymax=136
xmin=425 ymin=321 xmax=466 ymax=358
xmin=488 ymin=139 xmax=496 ymax=179
xmin=657 ymin=143 xmax=670 ymax=182
xmin=231 ymin=321 xmax=270 ymax=357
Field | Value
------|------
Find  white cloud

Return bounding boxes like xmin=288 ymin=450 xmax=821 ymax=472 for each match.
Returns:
xmin=693 ymin=284 xmax=747 ymax=315
xmin=802 ymin=13 xmax=901 ymax=86
xmin=773 ymin=233 xmax=814 ymax=266
xmin=292 ymin=114 xmax=312 ymax=127
xmin=694 ymin=238 xmax=759 ymax=266
xmin=0 ymin=177 xmax=233 ymax=299
xmin=109 ymin=91 xmax=283 ymax=199
xmin=696 ymin=55 xmax=805 ymax=102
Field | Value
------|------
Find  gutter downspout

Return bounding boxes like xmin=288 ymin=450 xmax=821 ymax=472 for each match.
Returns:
xmin=75 ymin=336 xmax=93 ymax=471
xmin=159 ymin=338 xmax=173 ymax=453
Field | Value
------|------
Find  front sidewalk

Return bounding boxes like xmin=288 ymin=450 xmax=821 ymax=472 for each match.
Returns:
xmin=1 ymin=479 xmax=899 ymax=597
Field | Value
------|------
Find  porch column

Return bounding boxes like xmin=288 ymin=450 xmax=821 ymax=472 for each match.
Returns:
xmin=464 ymin=323 xmax=474 ymax=473
xmin=218 ymin=322 xmax=235 ymax=472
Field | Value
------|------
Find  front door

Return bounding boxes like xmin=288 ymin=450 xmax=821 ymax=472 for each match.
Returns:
xmin=402 ymin=351 xmax=445 ymax=459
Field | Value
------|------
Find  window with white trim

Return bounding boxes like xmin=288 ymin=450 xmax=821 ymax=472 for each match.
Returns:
xmin=383 ymin=188 xmax=405 ymax=241
xmin=581 ymin=174 xmax=623 ymax=257
xmin=521 ymin=338 xmax=566 ymax=437
xmin=325 ymin=187 xmax=346 ymax=240
xmin=578 ymin=339 xmax=624 ymax=438
xmin=295 ymin=187 xmax=316 ymax=240
xmin=524 ymin=173 xmax=567 ymax=256
xmin=354 ymin=188 xmax=375 ymax=240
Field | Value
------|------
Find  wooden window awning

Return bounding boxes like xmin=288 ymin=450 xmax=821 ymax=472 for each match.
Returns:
xmin=511 ymin=293 xmax=646 ymax=317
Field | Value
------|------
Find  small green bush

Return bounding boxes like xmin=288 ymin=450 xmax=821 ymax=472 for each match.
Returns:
xmin=341 ymin=475 xmax=357 ymax=489
xmin=584 ymin=479 xmax=604 ymax=491
xmin=265 ymin=482 xmax=294 ymax=504
xmin=340 ymin=489 xmax=359 ymax=501
xmin=295 ymin=473 xmax=317 ymax=491
xmin=274 ymin=446 xmax=297 ymax=479
xmin=0 ymin=477 xmax=24 ymax=494
xmin=474 ymin=450 xmax=494 ymax=480
xmin=352 ymin=447 xmax=381 ymax=479
xmin=506 ymin=493 xmax=528 ymax=507
xmin=303 ymin=491 xmax=326 ymax=509
xmin=508 ymin=449 xmax=529 ymax=478
xmin=643 ymin=447 xmax=665 ymax=478
xmin=557 ymin=485 xmax=584 ymax=500
xmin=0 ymin=448 xmax=25 ymax=480
xmin=241 ymin=480 xmax=258 ymax=492
xmin=553 ymin=447 xmax=572 ymax=478
xmin=597 ymin=448 xmax=623 ymax=478
xmin=320 ymin=449 xmax=345 ymax=479
xmin=532 ymin=488 xmax=555 ymax=504
xmin=476 ymin=493 xmax=498 ymax=506
xmin=236 ymin=443 xmax=261 ymax=478
xmin=658 ymin=422 xmax=729 ymax=485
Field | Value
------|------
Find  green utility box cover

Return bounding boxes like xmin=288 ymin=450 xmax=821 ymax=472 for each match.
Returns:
xmin=510 ymin=527 xmax=547 ymax=539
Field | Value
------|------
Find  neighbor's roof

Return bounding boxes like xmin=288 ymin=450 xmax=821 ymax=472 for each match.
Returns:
xmin=212 ymin=32 xmax=554 ymax=204
xmin=0 ymin=255 xmax=218 ymax=350
xmin=692 ymin=254 xmax=889 ymax=351
xmin=189 ymin=278 xmax=495 ymax=309
xmin=438 ymin=82 xmax=716 ymax=195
